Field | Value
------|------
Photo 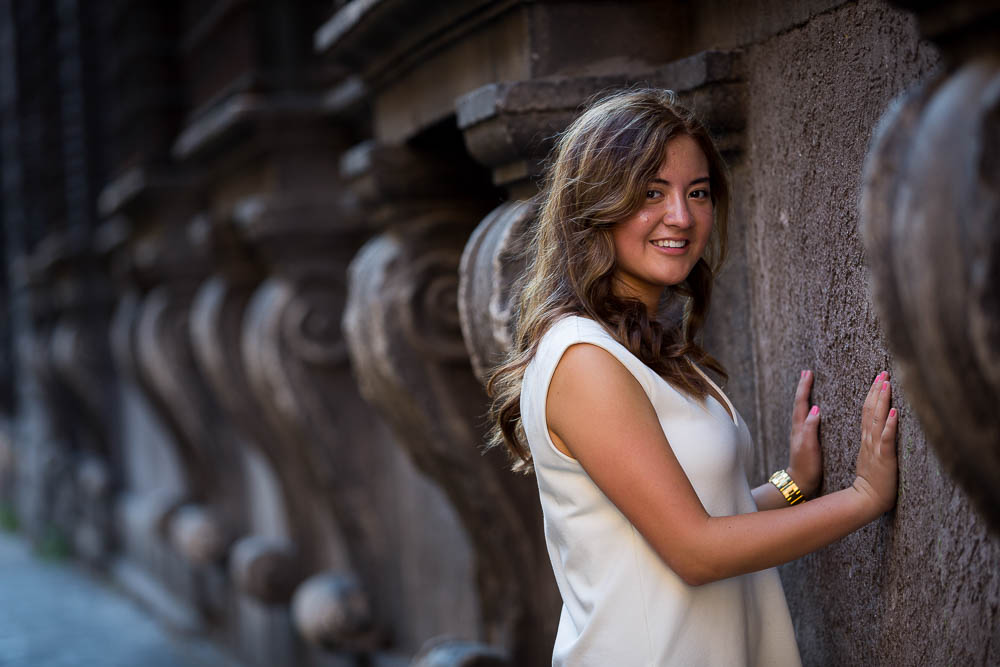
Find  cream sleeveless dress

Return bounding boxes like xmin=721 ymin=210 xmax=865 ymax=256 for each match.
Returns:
xmin=521 ymin=316 xmax=802 ymax=666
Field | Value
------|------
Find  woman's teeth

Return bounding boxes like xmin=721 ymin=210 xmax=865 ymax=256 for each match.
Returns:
xmin=651 ymin=239 xmax=687 ymax=248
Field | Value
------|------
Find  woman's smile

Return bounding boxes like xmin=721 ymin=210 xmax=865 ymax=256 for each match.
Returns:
xmin=649 ymin=238 xmax=690 ymax=253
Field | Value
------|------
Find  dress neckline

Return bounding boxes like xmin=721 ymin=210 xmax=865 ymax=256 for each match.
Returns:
xmin=688 ymin=362 xmax=739 ymax=426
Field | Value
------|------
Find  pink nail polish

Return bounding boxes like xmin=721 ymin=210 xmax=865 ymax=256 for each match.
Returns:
xmin=801 ymin=370 xmax=806 ymax=378
xmin=881 ymin=381 xmax=889 ymax=391
xmin=810 ymin=405 xmax=819 ymax=416
xmin=889 ymin=408 xmax=897 ymax=418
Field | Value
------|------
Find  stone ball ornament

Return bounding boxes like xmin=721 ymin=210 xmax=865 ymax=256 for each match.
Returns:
xmin=291 ymin=571 xmax=374 ymax=651
xmin=229 ymin=535 xmax=301 ymax=605
xmin=860 ymin=57 xmax=1000 ymax=531
xmin=169 ymin=503 xmax=230 ymax=565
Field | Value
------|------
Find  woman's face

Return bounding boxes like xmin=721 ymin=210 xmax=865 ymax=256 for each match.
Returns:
xmin=611 ymin=133 xmax=714 ymax=312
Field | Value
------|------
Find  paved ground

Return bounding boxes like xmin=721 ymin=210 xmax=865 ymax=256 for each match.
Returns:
xmin=0 ymin=531 xmax=244 ymax=667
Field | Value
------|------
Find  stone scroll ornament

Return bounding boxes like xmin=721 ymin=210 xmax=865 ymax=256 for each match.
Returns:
xmin=190 ymin=273 xmax=318 ymax=603
xmin=458 ymin=200 xmax=537 ymax=384
xmin=344 ymin=212 xmax=556 ymax=666
xmin=242 ymin=268 xmax=387 ymax=649
xmin=132 ymin=283 xmax=244 ymax=563
xmin=859 ymin=57 xmax=1000 ymax=531
xmin=240 ymin=272 xmax=361 ymax=562
xmin=235 ymin=194 xmax=388 ymax=649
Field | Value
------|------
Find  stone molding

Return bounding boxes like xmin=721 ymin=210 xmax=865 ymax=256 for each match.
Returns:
xmin=456 ymin=50 xmax=747 ymax=190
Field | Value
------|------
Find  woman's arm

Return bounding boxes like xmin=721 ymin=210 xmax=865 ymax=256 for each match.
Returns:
xmin=546 ymin=344 xmax=898 ymax=587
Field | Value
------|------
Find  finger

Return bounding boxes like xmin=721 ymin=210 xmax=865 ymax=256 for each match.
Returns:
xmin=804 ymin=404 xmax=821 ymax=451
xmin=792 ymin=370 xmax=813 ymax=424
xmin=805 ymin=403 xmax=820 ymax=428
xmin=861 ymin=371 xmax=885 ymax=436
xmin=872 ymin=379 xmax=892 ymax=435
xmin=878 ymin=407 xmax=899 ymax=459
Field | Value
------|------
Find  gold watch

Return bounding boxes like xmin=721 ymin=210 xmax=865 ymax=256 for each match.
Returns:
xmin=769 ymin=469 xmax=805 ymax=505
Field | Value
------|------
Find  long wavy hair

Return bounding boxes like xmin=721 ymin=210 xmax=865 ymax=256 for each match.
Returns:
xmin=486 ymin=88 xmax=731 ymax=472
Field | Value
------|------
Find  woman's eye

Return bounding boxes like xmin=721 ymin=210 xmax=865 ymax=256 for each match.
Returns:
xmin=690 ymin=189 xmax=711 ymax=200
xmin=646 ymin=190 xmax=662 ymax=200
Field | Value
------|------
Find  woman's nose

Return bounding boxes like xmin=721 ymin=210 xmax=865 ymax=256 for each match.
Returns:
xmin=663 ymin=192 xmax=692 ymax=228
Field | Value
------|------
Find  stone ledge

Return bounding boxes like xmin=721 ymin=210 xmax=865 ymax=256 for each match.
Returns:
xmin=172 ymin=93 xmax=329 ymax=162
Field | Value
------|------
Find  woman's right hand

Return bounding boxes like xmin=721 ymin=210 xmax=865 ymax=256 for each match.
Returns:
xmin=852 ymin=371 xmax=899 ymax=517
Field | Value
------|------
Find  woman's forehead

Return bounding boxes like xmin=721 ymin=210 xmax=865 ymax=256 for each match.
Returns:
xmin=652 ymin=135 xmax=710 ymax=179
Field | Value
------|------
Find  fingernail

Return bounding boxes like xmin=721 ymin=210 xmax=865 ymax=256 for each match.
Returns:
xmin=889 ymin=408 xmax=897 ymax=418
xmin=810 ymin=405 xmax=819 ymax=416
xmin=881 ymin=381 xmax=889 ymax=391
xmin=801 ymin=370 xmax=806 ymax=378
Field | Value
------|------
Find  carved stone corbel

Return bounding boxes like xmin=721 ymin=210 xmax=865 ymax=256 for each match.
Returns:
xmin=345 ymin=213 xmax=549 ymax=663
xmin=24 ymin=232 xmax=119 ymax=563
xmin=458 ymin=199 xmax=537 ymax=384
xmin=859 ymin=1 xmax=1000 ymax=530
xmin=342 ymin=140 xmax=551 ymax=665
xmin=186 ymin=207 xmax=344 ymax=607
xmin=126 ymin=224 xmax=248 ymax=562
xmin=236 ymin=189 xmax=389 ymax=646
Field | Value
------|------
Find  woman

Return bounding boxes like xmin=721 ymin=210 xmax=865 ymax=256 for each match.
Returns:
xmin=487 ymin=89 xmax=898 ymax=666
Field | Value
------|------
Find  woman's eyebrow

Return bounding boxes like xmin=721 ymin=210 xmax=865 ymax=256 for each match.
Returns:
xmin=650 ymin=176 xmax=711 ymax=186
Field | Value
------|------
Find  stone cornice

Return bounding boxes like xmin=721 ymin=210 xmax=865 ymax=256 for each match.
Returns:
xmin=172 ymin=92 xmax=332 ymax=163
xmin=314 ymin=0 xmax=511 ymax=84
xmin=456 ymin=50 xmax=748 ymax=188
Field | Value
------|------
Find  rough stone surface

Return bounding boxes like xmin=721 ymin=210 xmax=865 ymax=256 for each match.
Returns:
xmin=735 ymin=2 xmax=1000 ymax=664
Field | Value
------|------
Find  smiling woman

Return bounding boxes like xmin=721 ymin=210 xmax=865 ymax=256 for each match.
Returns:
xmin=486 ymin=89 xmax=899 ymax=667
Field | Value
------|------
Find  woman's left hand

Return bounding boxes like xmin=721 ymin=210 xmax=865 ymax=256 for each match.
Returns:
xmin=786 ymin=370 xmax=822 ymax=499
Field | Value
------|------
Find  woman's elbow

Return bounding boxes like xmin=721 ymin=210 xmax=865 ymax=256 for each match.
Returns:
xmin=667 ymin=555 xmax=725 ymax=587
xmin=678 ymin=568 xmax=715 ymax=587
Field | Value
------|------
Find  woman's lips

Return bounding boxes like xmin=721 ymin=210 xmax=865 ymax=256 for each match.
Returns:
xmin=650 ymin=239 xmax=688 ymax=255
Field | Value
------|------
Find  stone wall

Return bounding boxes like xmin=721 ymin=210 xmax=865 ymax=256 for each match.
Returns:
xmin=0 ymin=0 xmax=997 ymax=665
xmin=736 ymin=3 xmax=1000 ymax=664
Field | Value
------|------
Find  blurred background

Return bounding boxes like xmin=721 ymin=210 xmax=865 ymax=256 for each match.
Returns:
xmin=0 ymin=0 xmax=998 ymax=665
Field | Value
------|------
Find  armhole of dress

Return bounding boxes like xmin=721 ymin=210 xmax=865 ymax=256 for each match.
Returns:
xmin=536 ymin=318 xmax=653 ymax=465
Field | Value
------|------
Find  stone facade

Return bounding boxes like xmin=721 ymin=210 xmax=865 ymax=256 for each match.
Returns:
xmin=0 ymin=1 xmax=997 ymax=665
